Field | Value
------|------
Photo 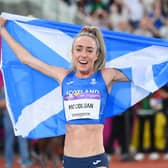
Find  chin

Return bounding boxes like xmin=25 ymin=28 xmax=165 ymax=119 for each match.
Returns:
xmin=77 ymin=66 xmax=87 ymax=73
xmin=77 ymin=69 xmax=89 ymax=76
xmin=76 ymin=64 xmax=92 ymax=75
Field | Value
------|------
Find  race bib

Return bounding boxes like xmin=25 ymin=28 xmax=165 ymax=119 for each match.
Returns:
xmin=64 ymin=92 xmax=101 ymax=121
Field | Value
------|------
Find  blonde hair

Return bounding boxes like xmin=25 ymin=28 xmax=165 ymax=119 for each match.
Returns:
xmin=72 ymin=25 xmax=106 ymax=71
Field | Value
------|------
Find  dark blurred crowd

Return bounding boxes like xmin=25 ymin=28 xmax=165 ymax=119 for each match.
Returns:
xmin=0 ymin=0 xmax=168 ymax=39
xmin=104 ymin=86 xmax=168 ymax=162
xmin=73 ymin=0 xmax=168 ymax=39
xmin=44 ymin=0 xmax=168 ymax=40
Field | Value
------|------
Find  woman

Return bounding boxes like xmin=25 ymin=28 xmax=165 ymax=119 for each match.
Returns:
xmin=0 ymin=17 xmax=129 ymax=168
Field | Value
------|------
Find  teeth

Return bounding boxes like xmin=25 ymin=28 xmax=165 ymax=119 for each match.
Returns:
xmin=79 ymin=60 xmax=87 ymax=64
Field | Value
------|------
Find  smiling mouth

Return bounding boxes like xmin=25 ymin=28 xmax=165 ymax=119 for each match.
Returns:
xmin=79 ymin=60 xmax=88 ymax=64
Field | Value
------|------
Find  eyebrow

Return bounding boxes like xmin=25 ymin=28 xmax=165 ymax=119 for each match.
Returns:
xmin=75 ymin=45 xmax=95 ymax=49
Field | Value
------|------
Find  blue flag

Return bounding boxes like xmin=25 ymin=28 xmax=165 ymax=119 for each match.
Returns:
xmin=1 ymin=13 xmax=168 ymax=139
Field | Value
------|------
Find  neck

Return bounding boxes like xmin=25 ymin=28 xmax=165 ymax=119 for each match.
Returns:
xmin=76 ymin=70 xmax=94 ymax=78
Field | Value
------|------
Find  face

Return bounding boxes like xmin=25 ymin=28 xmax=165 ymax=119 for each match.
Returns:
xmin=72 ymin=36 xmax=98 ymax=78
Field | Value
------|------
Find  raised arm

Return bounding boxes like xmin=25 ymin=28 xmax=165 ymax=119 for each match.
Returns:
xmin=102 ymin=68 xmax=130 ymax=92
xmin=0 ymin=18 xmax=69 ymax=84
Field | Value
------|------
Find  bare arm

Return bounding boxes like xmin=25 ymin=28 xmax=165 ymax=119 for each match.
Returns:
xmin=0 ymin=19 xmax=69 ymax=84
xmin=102 ymin=68 xmax=130 ymax=92
xmin=0 ymin=99 xmax=6 ymax=109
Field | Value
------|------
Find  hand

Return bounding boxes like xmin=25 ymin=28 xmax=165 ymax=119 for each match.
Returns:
xmin=0 ymin=16 xmax=6 ymax=26
xmin=0 ymin=17 xmax=6 ymax=34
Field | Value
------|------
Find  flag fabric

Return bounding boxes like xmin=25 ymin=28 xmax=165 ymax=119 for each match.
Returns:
xmin=0 ymin=37 xmax=4 ymax=88
xmin=1 ymin=13 xmax=168 ymax=139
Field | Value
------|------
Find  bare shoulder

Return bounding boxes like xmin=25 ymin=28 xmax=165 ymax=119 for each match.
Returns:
xmin=49 ymin=66 xmax=70 ymax=84
xmin=101 ymin=67 xmax=129 ymax=82
xmin=101 ymin=68 xmax=115 ymax=74
xmin=100 ymin=68 xmax=115 ymax=89
xmin=101 ymin=68 xmax=115 ymax=81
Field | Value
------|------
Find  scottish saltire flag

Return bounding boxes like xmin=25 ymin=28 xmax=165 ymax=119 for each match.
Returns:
xmin=1 ymin=13 xmax=168 ymax=139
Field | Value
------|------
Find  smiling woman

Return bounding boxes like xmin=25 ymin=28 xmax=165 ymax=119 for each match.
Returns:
xmin=0 ymin=16 xmax=129 ymax=168
xmin=72 ymin=26 xmax=106 ymax=74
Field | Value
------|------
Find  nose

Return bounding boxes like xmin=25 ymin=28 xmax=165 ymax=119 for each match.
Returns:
xmin=81 ymin=49 xmax=87 ymax=57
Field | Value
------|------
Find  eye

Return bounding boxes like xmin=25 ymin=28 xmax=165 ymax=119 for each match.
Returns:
xmin=75 ymin=47 xmax=82 ymax=52
xmin=86 ymin=46 xmax=96 ymax=53
xmin=87 ymin=49 xmax=94 ymax=53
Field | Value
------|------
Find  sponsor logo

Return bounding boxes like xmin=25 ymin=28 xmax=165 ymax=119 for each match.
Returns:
xmin=93 ymin=160 xmax=101 ymax=165
xmin=90 ymin=78 xmax=96 ymax=85
xmin=66 ymin=81 xmax=74 ymax=85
